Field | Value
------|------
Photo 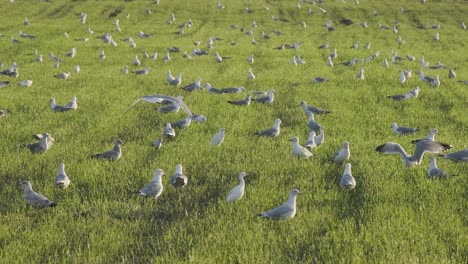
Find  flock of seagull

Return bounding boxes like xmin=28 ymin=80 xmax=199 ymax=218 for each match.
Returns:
xmin=1 ymin=0 xmax=468 ymax=221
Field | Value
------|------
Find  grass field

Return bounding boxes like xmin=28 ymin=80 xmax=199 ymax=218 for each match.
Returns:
xmin=0 ymin=0 xmax=467 ymax=262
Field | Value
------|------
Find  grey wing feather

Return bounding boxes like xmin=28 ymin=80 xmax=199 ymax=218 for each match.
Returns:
xmin=375 ymin=142 xmax=408 ymax=157
xmin=262 ymin=205 xmax=293 ymax=219
xmin=256 ymin=127 xmax=277 ymax=136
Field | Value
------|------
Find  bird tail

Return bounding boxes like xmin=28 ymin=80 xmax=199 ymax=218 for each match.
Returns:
xmin=439 ymin=142 xmax=453 ymax=150
xmin=49 ymin=202 xmax=57 ymax=207
xmin=91 ymin=154 xmax=100 ymax=159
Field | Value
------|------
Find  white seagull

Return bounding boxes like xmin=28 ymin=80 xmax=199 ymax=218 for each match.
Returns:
xmin=55 ymin=163 xmax=71 ymax=189
xmin=226 ymin=172 xmax=248 ymax=203
xmin=170 ymin=164 xmax=188 ymax=188
xmin=21 ymin=181 xmax=57 ymax=208
xmin=255 ymin=118 xmax=281 ymax=137
xmin=211 ymin=128 xmax=225 ymax=146
xmin=340 ymin=163 xmax=356 ymax=190
xmin=331 ymin=141 xmax=350 ymax=164
xmin=136 ymin=169 xmax=165 ymax=204
xmin=290 ymin=136 xmax=313 ymax=158
xmin=258 ymin=189 xmax=300 ymax=220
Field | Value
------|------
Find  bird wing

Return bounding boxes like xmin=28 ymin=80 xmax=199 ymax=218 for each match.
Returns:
xmin=412 ymin=140 xmax=449 ymax=163
xmin=261 ymin=204 xmax=293 ymax=219
xmin=124 ymin=95 xmax=191 ymax=115
xmin=375 ymin=142 xmax=408 ymax=158
xmin=256 ymin=127 xmax=277 ymax=136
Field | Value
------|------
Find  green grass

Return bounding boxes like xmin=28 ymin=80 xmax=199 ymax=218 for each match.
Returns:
xmin=0 ymin=0 xmax=467 ymax=262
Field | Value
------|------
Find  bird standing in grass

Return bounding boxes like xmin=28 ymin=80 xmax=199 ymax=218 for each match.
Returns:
xmin=258 ymin=189 xmax=300 ymax=220
xmin=171 ymin=164 xmax=188 ymax=188
xmin=226 ymin=172 xmax=247 ymax=203
xmin=340 ymin=163 xmax=356 ymax=190
xmin=290 ymin=137 xmax=313 ymax=158
xmin=211 ymin=128 xmax=225 ymax=146
xmin=136 ymin=169 xmax=165 ymax=205
xmin=331 ymin=141 xmax=350 ymax=164
xmin=91 ymin=139 xmax=123 ymax=161
xmin=21 ymin=181 xmax=56 ymax=208
xmin=55 ymin=163 xmax=71 ymax=189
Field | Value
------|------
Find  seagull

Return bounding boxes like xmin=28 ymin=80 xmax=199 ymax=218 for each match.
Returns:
xmin=312 ymin=77 xmax=329 ymax=83
xmin=411 ymin=128 xmax=439 ymax=143
xmin=215 ymin=52 xmax=231 ymax=63
xmin=222 ymin=87 xmax=245 ymax=93
xmin=432 ymin=75 xmax=440 ymax=88
xmin=327 ymin=56 xmax=334 ymax=67
xmin=387 ymin=86 xmax=420 ymax=101
xmin=182 ymin=78 xmax=203 ymax=92
xmin=315 ymin=127 xmax=325 ymax=147
xmin=399 ymin=71 xmax=406 ymax=84
xmin=448 ymin=69 xmax=456 ymax=79
xmin=391 ymin=123 xmax=419 ymax=135
xmin=461 ymin=22 xmax=467 ymax=30
xmin=74 ymin=65 xmax=80 ymax=73
xmin=20 ymin=181 xmax=56 ymax=208
xmin=99 ymin=50 xmax=106 ymax=60
xmin=163 ymin=52 xmax=171 ymax=62
xmin=132 ymin=67 xmax=151 ymax=75
xmin=318 ymin=42 xmax=330 ymax=49
xmin=255 ymin=118 xmax=281 ymax=137
xmin=329 ymin=48 xmax=337 ymax=59
xmin=0 ymin=109 xmax=8 ymax=117
xmin=192 ymin=114 xmax=207 ymax=123
xmin=11 ymin=36 xmax=22 ymax=44
xmin=410 ymin=129 xmax=452 ymax=151
xmin=331 ymin=141 xmax=350 ymax=164
xmin=18 ymin=80 xmax=32 ymax=87
xmin=171 ymin=115 xmax=192 ymax=129
xmin=383 ymin=58 xmax=389 ymax=67
xmin=91 ymin=139 xmax=123 ymax=161
xmin=54 ymin=72 xmax=70 ymax=80
xmin=66 ymin=48 xmax=77 ymax=58
xmin=152 ymin=138 xmax=163 ymax=149
xmin=163 ymin=123 xmax=176 ymax=140
xmin=290 ymin=137 xmax=313 ymax=158
xmin=228 ymin=94 xmax=252 ymax=106
xmin=304 ymin=131 xmax=317 ymax=150
xmin=27 ymin=133 xmax=52 ymax=154
xmin=121 ymin=65 xmax=129 ymax=74
xmin=211 ymin=128 xmax=225 ymax=146
xmin=307 ymin=113 xmax=322 ymax=132
xmin=253 ymin=89 xmax=276 ymax=104
xmin=19 ymin=31 xmax=35 ymax=39
xmin=135 ymin=169 xmax=165 ymax=204
xmin=138 ymin=31 xmax=151 ymax=38
xmin=427 ymin=157 xmax=450 ymax=179
xmin=55 ymin=163 xmax=71 ymax=189
xmin=340 ymin=163 xmax=356 ymax=190
xmin=205 ymin=83 xmax=224 ymax=94
xmin=63 ymin=96 xmax=77 ymax=110
xmin=375 ymin=140 xmax=452 ymax=167
xmin=170 ymin=164 xmax=188 ymax=188
xmin=34 ymin=54 xmax=43 ymax=63
xmin=300 ymin=101 xmax=331 ymax=115
xmin=125 ymin=95 xmax=192 ymax=115
xmin=168 ymin=73 xmax=182 ymax=86
xmin=247 ymin=54 xmax=254 ymax=64
xmin=24 ymin=17 xmax=29 ymax=26
xmin=247 ymin=68 xmax=255 ymax=80
xmin=418 ymin=70 xmax=434 ymax=83
xmin=49 ymin=98 xmax=73 ymax=112
xmin=356 ymin=68 xmax=365 ymax=80
xmin=133 ymin=55 xmax=141 ymax=66
xmin=439 ymin=149 xmax=468 ymax=162
xmin=0 ymin=81 xmax=9 ymax=88
xmin=226 ymin=172 xmax=247 ymax=203
xmin=258 ymin=189 xmax=300 ymax=220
